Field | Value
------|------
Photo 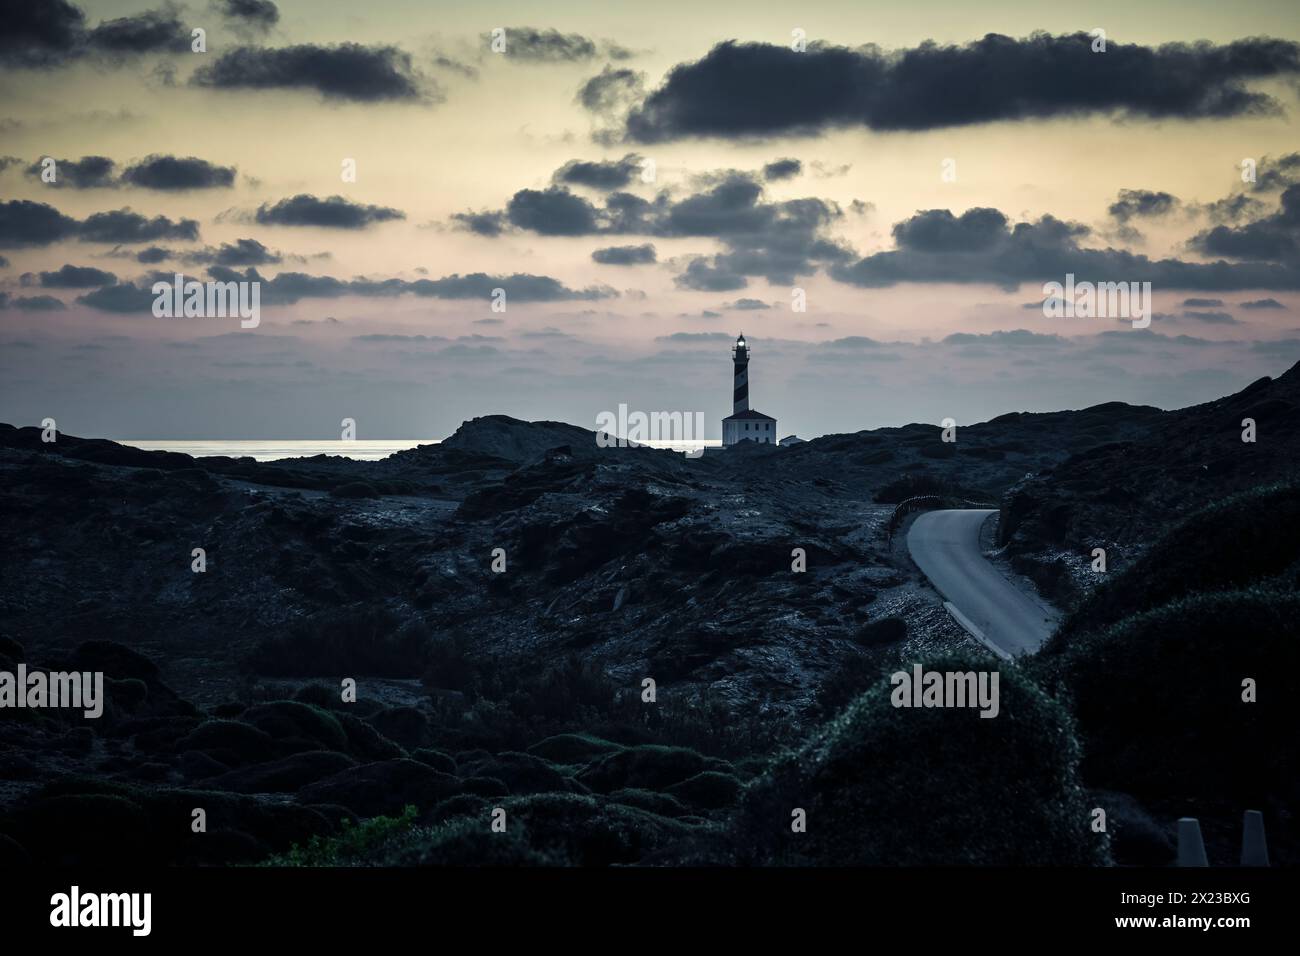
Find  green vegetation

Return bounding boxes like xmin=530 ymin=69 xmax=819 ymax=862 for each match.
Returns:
xmin=1049 ymin=482 xmax=1300 ymax=649
xmin=737 ymin=653 xmax=1106 ymax=866
xmin=1031 ymin=590 xmax=1300 ymax=806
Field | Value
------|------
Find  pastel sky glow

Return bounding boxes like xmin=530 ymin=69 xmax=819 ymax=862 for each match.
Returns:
xmin=2 ymin=0 xmax=1299 ymax=439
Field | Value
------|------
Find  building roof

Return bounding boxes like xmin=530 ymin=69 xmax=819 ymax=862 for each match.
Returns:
xmin=723 ymin=409 xmax=776 ymax=421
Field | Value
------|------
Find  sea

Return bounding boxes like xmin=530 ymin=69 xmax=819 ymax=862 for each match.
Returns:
xmin=115 ymin=439 xmax=721 ymax=462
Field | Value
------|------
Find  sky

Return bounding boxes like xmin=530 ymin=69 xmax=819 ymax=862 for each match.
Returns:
xmin=2 ymin=0 xmax=1299 ymax=440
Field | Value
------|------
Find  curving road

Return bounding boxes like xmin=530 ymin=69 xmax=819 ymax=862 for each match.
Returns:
xmin=907 ymin=509 xmax=1057 ymax=659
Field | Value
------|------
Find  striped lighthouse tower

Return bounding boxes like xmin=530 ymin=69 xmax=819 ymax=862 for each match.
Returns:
xmin=722 ymin=333 xmax=776 ymax=446
xmin=732 ymin=333 xmax=750 ymax=413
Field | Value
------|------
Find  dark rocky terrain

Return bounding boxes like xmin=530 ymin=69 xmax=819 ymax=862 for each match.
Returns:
xmin=1 ymin=363 xmax=1296 ymax=867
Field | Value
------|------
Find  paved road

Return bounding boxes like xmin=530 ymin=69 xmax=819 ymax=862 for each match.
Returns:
xmin=907 ymin=509 xmax=1057 ymax=659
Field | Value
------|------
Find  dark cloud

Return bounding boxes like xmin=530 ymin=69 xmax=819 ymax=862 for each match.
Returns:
xmin=728 ymin=298 xmax=770 ymax=310
xmin=1109 ymin=189 xmax=1178 ymax=222
xmin=0 ymin=255 xmax=8 ymax=268
xmin=0 ymin=1 xmax=188 ymax=66
xmin=832 ymin=205 xmax=1300 ymax=291
xmin=85 ymin=8 xmax=189 ymax=57
xmin=192 ymin=44 xmax=428 ymax=102
xmin=217 ymin=0 xmax=279 ymax=29
xmin=0 ymin=199 xmax=80 ymax=247
xmin=592 ymin=243 xmax=656 ymax=265
xmin=506 ymin=187 xmax=600 ymax=236
xmin=1189 ymin=184 xmax=1300 ymax=263
xmin=39 ymin=264 xmax=116 ymax=288
xmin=1182 ymin=297 xmax=1224 ymax=307
xmin=892 ymin=207 xmax=1012 ymax=252
xmin=1251 ymin=337 xmax=1300 ymax=355
xmin=819 ymin=336 xmax=886 ymax=349
xmin=1183 ymin=310 xmax=1240 ymax=324
xmin=1240 ymin=298 xmax=1286 ymax=309
xmin=675 ymin=257 xmax=748 ymax=292
xmin=24 ymin=155 xmax=116 ymax=189
xmin=625 ymin=35 xmax=1300 ymax=142
xmin=121 ymin=155 xmax=236 ymax=191
xmin=576 ymin=65 xmax=645 ymax=117
xmin=0 ymin=0 xmax=85 ymax=66
xmin=197 ymin=266 xmax=616 ymax=305
xmin=75 ymin=282 xmax=157 ymax=313
xmin=474 ymin=171 xmax=849 ymax=287
xmin=762 ymin=158 xmax=802 ymax=181
xmin=451 ymin=210 xmax=507 ymax=236
xmin=1254 ymin=152 xmax=1300 ymax=191
xmin=554 ymin=154 xmax=642 ymax=190
xmin=185 ymin=238 xmax=281 ymax=266
xmin=352 ymin=333 xmax=446 ymax=343
xmin=1199 ymin=193 xmax=1266 ymax=225
xmin=136 ymin=246 xmax=170 ymax=264
xmin=944 ymin=330 xmax=1067 ymax=347
xmin=9 ymin=294 xmax=68 ymax=311
xmin=79 ymin=208 xmax=200 ymax=243
xmin=492 ymin=27 xmax=596 ymax=62
xmin=255 ymin=194 xmax=405 ymax=229
xmin=432 ymin=55 xmax=478 ymax=80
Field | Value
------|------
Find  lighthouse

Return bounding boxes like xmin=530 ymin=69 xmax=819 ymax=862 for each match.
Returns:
xmin=722 ymin=333 xmax=777 ymax=446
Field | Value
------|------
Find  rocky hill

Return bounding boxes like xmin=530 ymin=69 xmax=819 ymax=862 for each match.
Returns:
xmin=1 ymin=369 xmax=1295 ymax=867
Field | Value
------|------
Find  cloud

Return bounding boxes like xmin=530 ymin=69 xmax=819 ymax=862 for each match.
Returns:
xmin=2 ymin=2 xmax=195 ymax=67
xmin=121 ymin=155 xmax=236 ymax=190
xmin=1183 ymin=310 xmax=1240 ymax=324
xmin=762 ymin=158 xmax=801 ymax=181
xmin=79 ymin=208 xmax=200 ymax=243
xmin=832 ymin=205 xmax=1300 ymax=291
xmin=624 ymin=34 xmax=1300 ymax=141
xmin=6 ymin=294 xmax=68 ymax=311
xmin=192 ymin=44 xmax=429 ymax=102
xmin=39 ymin=264 xmax=116 ymax=288
xmin=0 ymin=199 xmax=81 ymax=247
xmin=450 ymin=210 xmax=507 ymax=236
xmin=135 ymin=246 xmax=170 ymax=263
xmin=506 ymin=187 xmax=601 ymax=235
xmin=1240 ymin=297 xmax=1287 ymax=309
xmin=892 ymin=207 xmax=1012 ymax=252
xmin=728 ymin=298 xmax=770 ymax=310
xmin=491 ymin=27 xmax=597 ymax=62
xmin=183 ymin=238 xmax=282 ymax=267
xmin=1250 ymin=337 xmax=1300 ymax=355
xmin=0 ymin=255 xmax=8 ymax=268
xmin=1200 ymin=193 xmax=1267 ymax=224
xmin=1189 ymin=184 xmax=1300 ymax=263
xmin=819 ymin=335 xmax=887 ymax=349
xmin=554 ymin=154 xmax=642 ymax=190
xmin=592 ymin=243 xmax=656 ymax=265
xmin=24 ymin=155 xmax=117 ymax=188
xmin=255 ymin=194 xmax=405 ymax=229
xmin=577 ymin=65 xmax=645 ymax=117
xmin=1254 ymin=152 xmax=1300 ymax=192
xmin=188 ymin=266 xmax=617 ymax=305
xmin=85 ymin=8 xmax=189 ymax=58
xmin=675 ymin=257 xmax=749 ymax=291
xmin=75 ymin=282 xmax=157 ymax=312
xmin=1109 ymin=188 xmax=1179 ymax=222
xmin=0 ymin=0 xmax=85 ymax=67
xmin=655 ymin=332 xmax=734 ymax=342
xmin=1182 ymin=297 xmax=1224 ymax=307
xmin=217 ymin=0 xmax=279 ymax=29
xmin=432 ymin=55 xmax=478 ymax=80
xmin=944 ymin=330 xmax=1067 ymax=347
